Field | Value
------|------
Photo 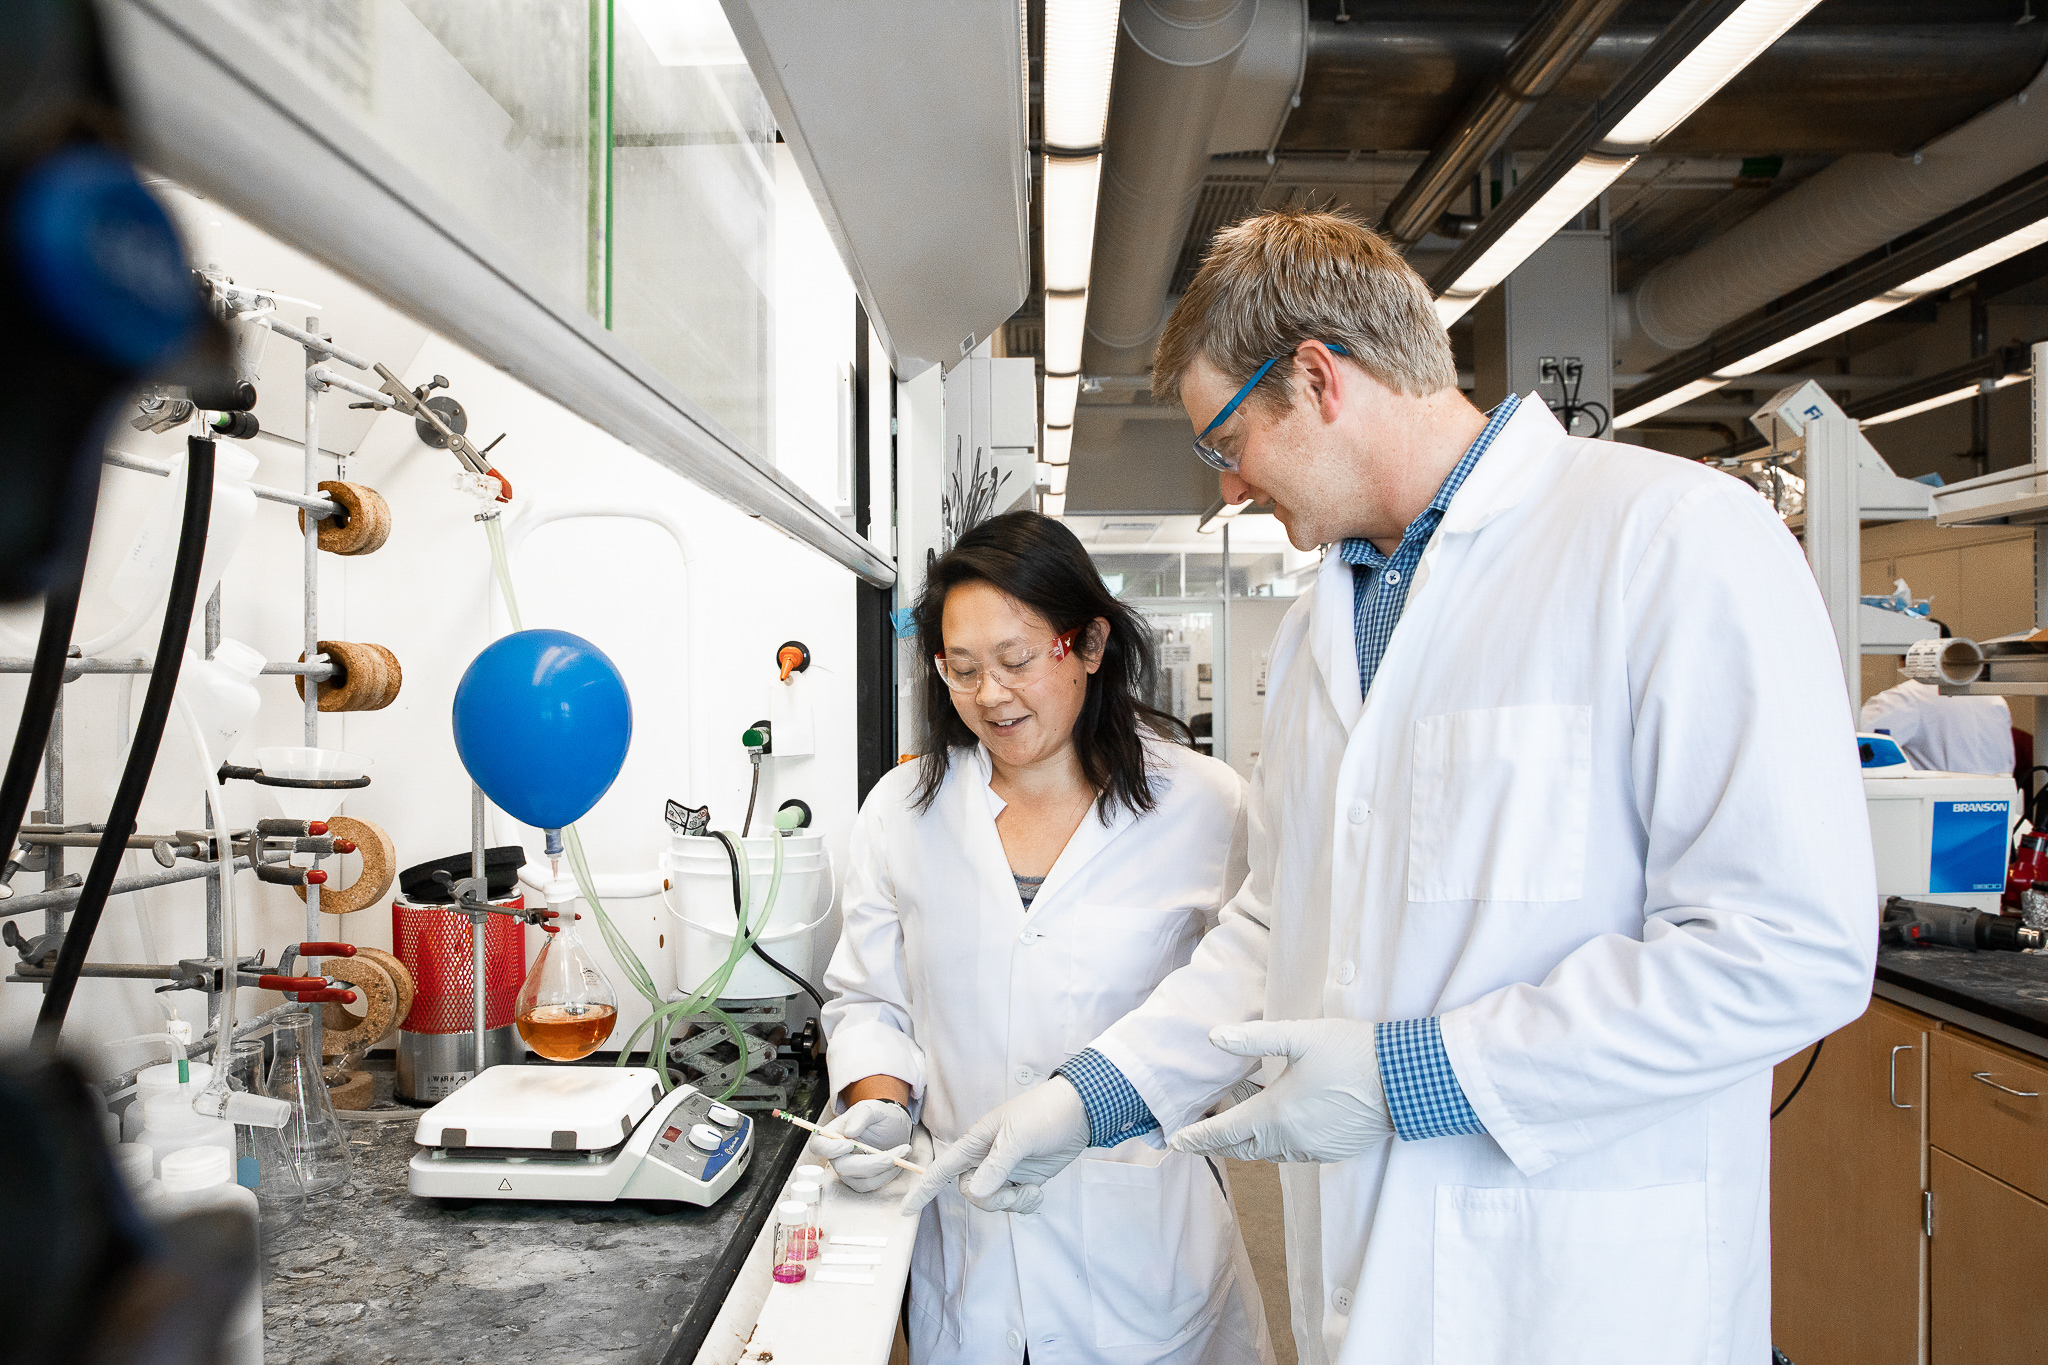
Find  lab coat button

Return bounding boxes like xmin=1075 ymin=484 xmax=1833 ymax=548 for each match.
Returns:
xmin=1006 ymin=1330 xmax=1023 ymax=1351
xmin=1015 ymin=1067 xmax=1035 ymax=1086
xmin=1333 ymin=1287 xmax=1354 ymax=1314
xmin=1347 ymin=802 xmax=1369 ymax=824
xmin=1335 ymin=961 xmax=1356 ymax=985
xmin=1019 ymin=928 xmax=1040 ymax=945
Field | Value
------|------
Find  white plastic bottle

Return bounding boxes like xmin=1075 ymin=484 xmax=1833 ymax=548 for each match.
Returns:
xmin=123 ymin=1061 xmax=215 ymax=1142
xmin=133 ymin=1085 xmax=235 ymax=1177
xmin=176 ymin=638 xmax=266 ymax=763
xmin=156 ymin=1146 xmax=263 ymax=1365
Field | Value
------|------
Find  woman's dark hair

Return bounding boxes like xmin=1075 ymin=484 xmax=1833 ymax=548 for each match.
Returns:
xmin=913 ymin=511 xmax=1186 ymax=818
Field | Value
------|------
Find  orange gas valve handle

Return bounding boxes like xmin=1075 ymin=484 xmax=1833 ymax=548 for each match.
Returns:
xmin=294 ymin=942 xmax=356 ymax=957
xmin=776 ymin=640 xmax=810 ymax=682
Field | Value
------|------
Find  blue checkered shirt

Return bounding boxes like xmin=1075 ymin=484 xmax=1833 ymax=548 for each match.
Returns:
xmin=1055 ymin=399 xmax=1521 ymax=1147
xmin=1336 ymin=392 xmax=1518 ymax=700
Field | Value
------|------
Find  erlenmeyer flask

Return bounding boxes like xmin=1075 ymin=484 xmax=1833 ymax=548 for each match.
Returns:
xmin=514 ymin=923 xmax=618 ymax=1061
xmin=265 ymin=1012 xmax=354 ymax=1195
xmin=227 ymin=1041 xmax=303 ymax=1234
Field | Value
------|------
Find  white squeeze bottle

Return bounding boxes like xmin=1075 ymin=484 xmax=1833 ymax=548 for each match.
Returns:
xmin=156 ymin=1145 xmax=263 ymax=1365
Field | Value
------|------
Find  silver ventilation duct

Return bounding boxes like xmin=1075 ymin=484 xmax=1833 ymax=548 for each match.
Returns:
xmin=1619 ymin=60 xmax=2048 ymax=371
xmin=1082 ymin=0 xmax=1259 ymax=378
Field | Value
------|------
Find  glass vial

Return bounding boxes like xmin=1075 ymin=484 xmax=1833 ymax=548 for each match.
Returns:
xmin=772 ymin=1200 xmax=809 ymax=1283
xmin=514 ymin=922 xmax=618 ymax=1061
xmin=788 ymin=1179 xmax=822 ymax=1259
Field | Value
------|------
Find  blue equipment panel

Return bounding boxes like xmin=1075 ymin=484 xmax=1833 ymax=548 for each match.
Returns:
xmin=1931 ymin=800 xmax=2010 ymax=894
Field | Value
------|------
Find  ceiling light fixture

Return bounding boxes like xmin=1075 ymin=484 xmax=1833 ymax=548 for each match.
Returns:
xmin=1432 ymin=0 xmax=1820 ymax=324
xmin=1044 ymin=373 xmax=1080 ymax=428
xmin=1043 ymin=425 xmax=1073 ymax=467
xmin=1615 ymin=215 xmax=2048 ymax=426
xmin=1039 ymin=2 xmax=1120 ymax=482
xmin=1860 ymin=373 xmax=2028 ymax=427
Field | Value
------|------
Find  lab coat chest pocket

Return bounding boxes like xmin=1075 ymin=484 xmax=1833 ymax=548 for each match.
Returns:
xmin=1431 ymin=1183 xmax=1709 ymax=1365
xmin=1055 ymin=904 xmax=1201 ymax=1052
xmin=1407 ymin=704 xmax=1590 ymax=903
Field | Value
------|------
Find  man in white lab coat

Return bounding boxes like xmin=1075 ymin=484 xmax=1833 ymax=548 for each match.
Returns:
xmin=905 ymin=208 xmax=1877 ymax=1365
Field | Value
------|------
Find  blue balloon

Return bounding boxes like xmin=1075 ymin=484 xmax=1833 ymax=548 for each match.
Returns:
xmin=453 ymin=629 xmax=633 ymax=831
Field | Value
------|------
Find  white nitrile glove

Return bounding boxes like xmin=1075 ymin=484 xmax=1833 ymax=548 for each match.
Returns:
xmin=899 ymin=1076 xmax=1090 ymax=1219
xmin=810 ymin=1098 xmax=915 ymax=1193
xmin=1166 ymin=1019 xmax=1393 ymax=1163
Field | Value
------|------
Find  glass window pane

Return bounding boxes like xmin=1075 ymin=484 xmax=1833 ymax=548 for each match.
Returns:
xmin=220 ymin=0 xmax=599 ymax=318
xmin=611 ymin=3 xmax=777 ymax=454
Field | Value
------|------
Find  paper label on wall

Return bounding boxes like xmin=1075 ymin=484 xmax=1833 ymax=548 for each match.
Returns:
xmin=1161 ymin=644 xmax=1193 ymax=667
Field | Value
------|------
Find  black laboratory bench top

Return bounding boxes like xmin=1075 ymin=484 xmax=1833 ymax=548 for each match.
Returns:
xmin=263 ymin=1066 xmax=813 ymax=1365
xmin=1876 ymin=943 xmax=2048 ymax=1060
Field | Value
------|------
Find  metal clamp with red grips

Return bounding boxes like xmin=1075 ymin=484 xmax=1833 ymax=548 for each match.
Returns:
xmin=255 ymin=975 xmax=330 ymax=992
xmin=295 ymin=988 xmax=357 ymax=1004
xmin=294 ymin=943 xmax=356 ymax=957
xmin=331 ymin=839 xmax=357 ymax=854
xmin=305 ymin=869 xmax=328 ymax=885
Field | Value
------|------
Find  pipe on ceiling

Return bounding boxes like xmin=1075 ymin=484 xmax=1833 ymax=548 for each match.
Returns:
xmin=1379 ymin=0 xmax=1631 ymax=246
xmin=1294 ymin=13 xmax=2048 ymax=159
xmin=1082 ymin=0 xmax=1258 ymax=377
xmin=1619 ymin=60 xmax=2048 ymax=371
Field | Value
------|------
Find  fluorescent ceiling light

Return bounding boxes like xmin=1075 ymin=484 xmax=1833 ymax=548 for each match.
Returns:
xmin=621 ymin=0 xmax=747 ymax=66
xmin=1043 ymin=155 xmax=1102 ymax=293
xmin=1604 ymin=0 xmax=1822 ymax=147
xmin=1435 ymin=154 xmax=1634 ymax=323
xmin=1044 ymin=292 xmax=1088 ymax=375
xmin=1043 ymin=492 xmax=1067 ymax=518
xmin=1043 ymin=1 xmax=1120 ymax=150
xmin=1044 ymin=373 xmax=1080 ymax=427
xmin=1618 ymin=215 xmax=2048 ymax=425
xmin=1047 ymin=464 xmax=1070 ymax=497
xmin=1043 ymin=425 xmax=1073 ymax=466
xmin=1717 ymin=217 xmax=2048 ymax=378
xmin=1438 ymin=0 xmax=1821 ymax=319
xmin=1613 ymin=377 xmax=1727 ymax=428
xmin=1862 ymin=373 xmax=2028 ymax=427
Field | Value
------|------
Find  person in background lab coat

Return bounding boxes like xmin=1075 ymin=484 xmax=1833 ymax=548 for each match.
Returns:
xmin=816 ymin=511 xmax=1274 ymax=1365
xmin=907 ymin=209 xmax=1876 ymax=1365
xmin=1861 ymin=675 xmax=2013 ymax=776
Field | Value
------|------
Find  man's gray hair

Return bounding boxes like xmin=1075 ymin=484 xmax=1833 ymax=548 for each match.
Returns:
xmin=1152 ymin=207 xmax=1456 ymax=412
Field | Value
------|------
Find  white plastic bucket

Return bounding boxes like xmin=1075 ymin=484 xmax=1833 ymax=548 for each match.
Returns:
xmin=663 ymin=833 xmax=828 ymax=999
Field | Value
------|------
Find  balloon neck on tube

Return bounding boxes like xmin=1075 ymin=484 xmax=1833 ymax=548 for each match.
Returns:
xmin=544 ymin=827 xmax=564 ymax=858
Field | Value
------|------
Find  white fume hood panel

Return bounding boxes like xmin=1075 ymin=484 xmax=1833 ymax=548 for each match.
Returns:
xmin=722 ymin=0 xmax=1030 ymax=379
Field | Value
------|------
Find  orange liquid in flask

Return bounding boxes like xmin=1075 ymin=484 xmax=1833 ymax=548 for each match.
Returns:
xmin=516 ymin=1003 xmax=618 ymax=1060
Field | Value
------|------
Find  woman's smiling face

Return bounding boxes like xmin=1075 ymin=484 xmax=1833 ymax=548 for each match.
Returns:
xmin=939 ymin=580 xmax=1102 ymax=769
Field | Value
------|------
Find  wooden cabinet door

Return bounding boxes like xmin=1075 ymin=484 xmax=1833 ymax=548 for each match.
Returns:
xmin=1929 ymin=1148 xmax=2048 ymax=1364
xmin=1771 ymin=999 xmax=1926 ymax=1365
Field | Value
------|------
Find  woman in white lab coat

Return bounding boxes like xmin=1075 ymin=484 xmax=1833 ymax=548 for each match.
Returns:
xmin=816 ymin=511 xmax=1273 ymax=1365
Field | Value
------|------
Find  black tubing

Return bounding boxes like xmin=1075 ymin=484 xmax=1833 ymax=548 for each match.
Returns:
xmin=713 ymin=829 xmax=827 ymax=1012
xmin=1771 ymin=1039 xmax=1824 ymax=1121
xmin=33 ymin=437 xmax=215 ymax=1049
xmin=0 ymin=535 xmax=92 ymax=863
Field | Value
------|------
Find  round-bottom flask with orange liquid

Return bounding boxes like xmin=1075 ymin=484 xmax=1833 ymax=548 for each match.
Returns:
xmin=513 ymin=921 xmax=618 ymax=1061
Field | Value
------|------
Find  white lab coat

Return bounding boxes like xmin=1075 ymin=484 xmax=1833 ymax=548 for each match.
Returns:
xmin=1091 ymin=398 xmax=1877 ymax=1365
xmin=824 ymin=740 xmax=1275 ymax=1365
xmin=1861 ymin=678 xmax=2013 ymax=775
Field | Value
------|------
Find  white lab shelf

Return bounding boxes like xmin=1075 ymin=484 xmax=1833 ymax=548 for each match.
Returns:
xmin=1931 ymin=463 xmax=2048 ymax=527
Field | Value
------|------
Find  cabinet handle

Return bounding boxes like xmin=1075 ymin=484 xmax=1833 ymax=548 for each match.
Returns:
xmin=1970 ymin=1071 xmax=2041 ymax=1099
xmin=1889 ymin=1044 xmax=1914 ymax=1109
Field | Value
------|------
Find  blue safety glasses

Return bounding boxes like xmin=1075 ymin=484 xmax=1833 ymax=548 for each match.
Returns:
xmin=1192 ymin=342 xmax=1349 ymax=473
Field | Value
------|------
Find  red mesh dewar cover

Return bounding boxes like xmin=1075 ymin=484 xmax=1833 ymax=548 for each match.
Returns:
xmin=392 ymin=896 xmax=528 ymax=1034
